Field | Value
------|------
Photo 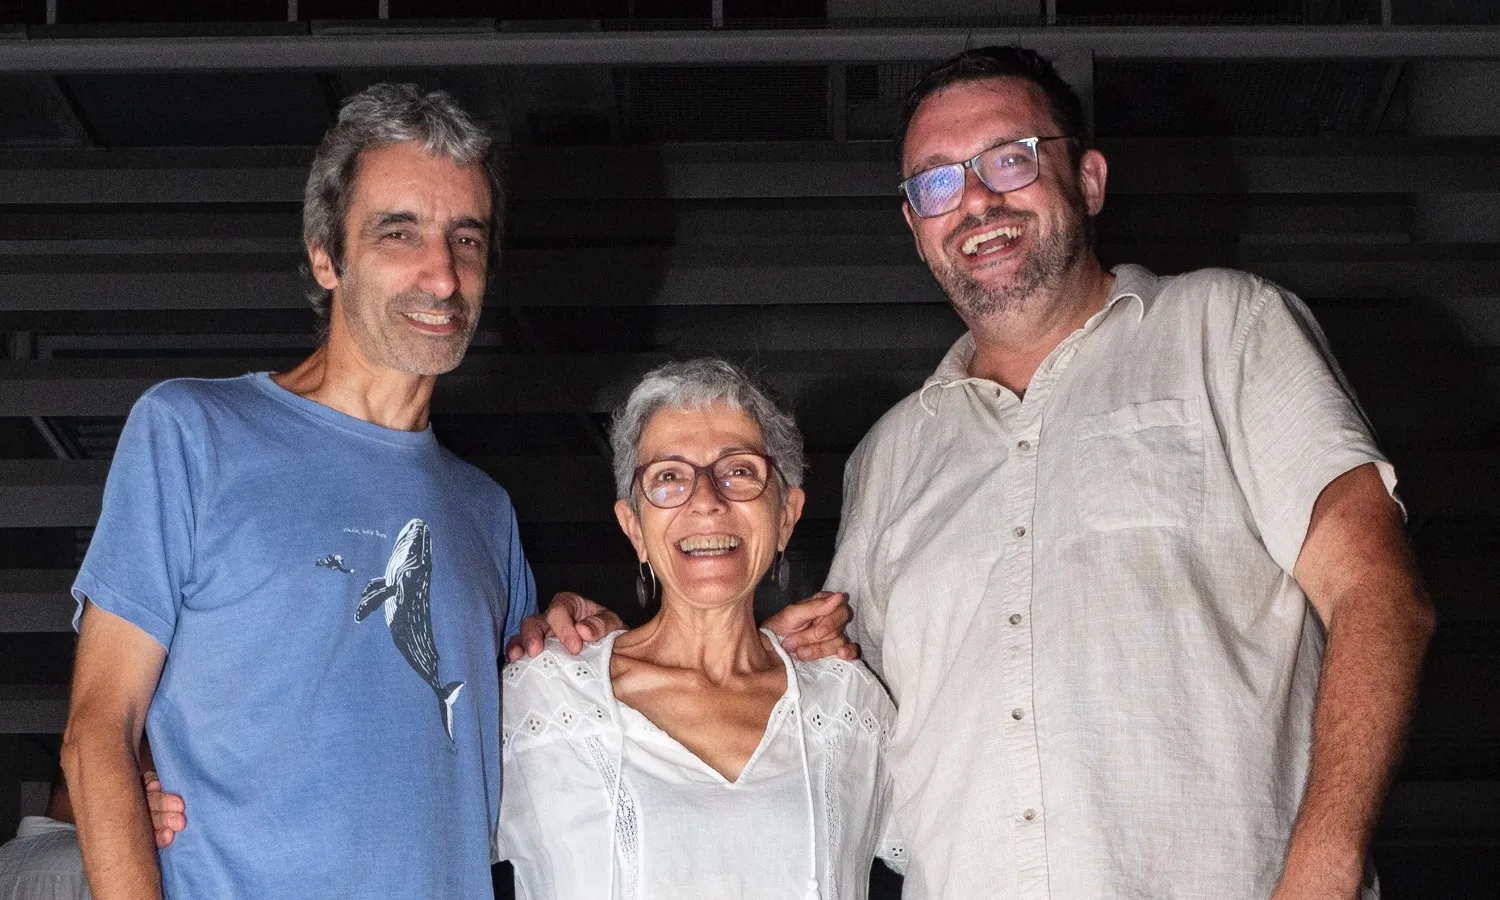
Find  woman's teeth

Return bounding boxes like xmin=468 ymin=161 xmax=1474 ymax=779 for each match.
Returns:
xmin=677 ymin=535 xmax=742 ymax=556
xmin=961 ymin=225 xmax=1022 ymax=256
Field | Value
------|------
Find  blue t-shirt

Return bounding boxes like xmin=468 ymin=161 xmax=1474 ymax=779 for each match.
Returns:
xmin=72 ymin=373 xmax=536 ymax=900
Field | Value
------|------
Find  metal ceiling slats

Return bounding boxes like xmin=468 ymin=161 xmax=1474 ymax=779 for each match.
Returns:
xmin=619 ymin=67 xmax=830 ymax=141
xmin=1096 ymin=61 xmax=1390 ymax=137
xmin=61 ymin=72 xmax=332 ymax=146
xmin=1 ymin=446 xmax=1493 ymax=527
xmin=8 ymin=139 xmax=1500 ymax=202
xmin=3 ymin=26 xmax=1500 ymax=73
xmin=0 ymin=20 xmax=1496 ymax=876
xmin=0 ymin=349 xmax=945 ymax=415
xmin=7 ymin=246 xmax=1500 ymax=313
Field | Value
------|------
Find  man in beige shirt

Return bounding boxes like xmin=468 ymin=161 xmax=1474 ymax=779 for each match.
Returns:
xmin=828 ymin=46 xmax=1435 ymax=899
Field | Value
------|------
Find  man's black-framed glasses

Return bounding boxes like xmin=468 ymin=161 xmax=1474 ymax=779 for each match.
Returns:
xmin=899 ymin=135 xmax=1074 ymax=219
xmin=634 ymin=452 xmax=778 ymax=510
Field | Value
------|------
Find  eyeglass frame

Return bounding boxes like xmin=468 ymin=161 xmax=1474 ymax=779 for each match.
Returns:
xmin=898 ymin=135 xmax=1076 ymax=219
xmin=631 ymin=451 xmax=784 ymax=510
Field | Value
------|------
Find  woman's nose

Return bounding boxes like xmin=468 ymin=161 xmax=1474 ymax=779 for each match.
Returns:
xmin=686 ymin=470 xmax=728 ymax=510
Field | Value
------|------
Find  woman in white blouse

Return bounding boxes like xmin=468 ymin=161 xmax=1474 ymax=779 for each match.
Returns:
xmin=496 ymin=358 xmax=904 ymax=900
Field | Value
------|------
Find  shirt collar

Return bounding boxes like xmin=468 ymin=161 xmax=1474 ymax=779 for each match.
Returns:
xmin=918 ymin=264 xmax=1161 ymax=415
xmin=16 ymin=816 xmax=75 ymax=838
xmin=1107 ymin=262 xmax=1160 ymax=319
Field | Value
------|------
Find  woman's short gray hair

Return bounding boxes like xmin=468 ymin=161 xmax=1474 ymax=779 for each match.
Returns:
xmin=302 ymin=82 xmax=503 ymax=337
xmin=610 ymin=358 xmax=806 ymax=502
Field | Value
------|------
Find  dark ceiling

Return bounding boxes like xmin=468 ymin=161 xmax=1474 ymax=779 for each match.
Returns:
xmin=0 ymin=3 xmax=1498 ymax=894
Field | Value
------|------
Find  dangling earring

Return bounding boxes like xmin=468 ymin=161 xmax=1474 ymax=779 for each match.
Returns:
xmin=774 ymin=550 xmax=791 ymax=594
xmin=635 ymin=559 xmax=657 ymax=608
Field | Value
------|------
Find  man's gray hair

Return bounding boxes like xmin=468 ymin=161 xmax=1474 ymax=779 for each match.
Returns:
xmin=610 ymin=358 xmax=806 ymax=502
xmin=302 ymin=82 xmax=503 ymax=336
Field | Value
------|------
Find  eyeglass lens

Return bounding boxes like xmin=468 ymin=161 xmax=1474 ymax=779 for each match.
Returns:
xmin=640 ymin=453 xmax=771 ymax=509
xmin=904 ymin=139 xmax=1041 ymax=218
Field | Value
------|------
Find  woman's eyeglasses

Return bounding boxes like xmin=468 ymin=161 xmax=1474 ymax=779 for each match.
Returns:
xmin=633 ymin=452 xmax=777 ymax=510
xmin=899 ymin=135 xmax=1074 ymax=219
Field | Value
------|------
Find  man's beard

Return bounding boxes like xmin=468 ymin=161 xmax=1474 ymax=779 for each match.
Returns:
xmin=339 ymin=274 xmax=480 ymax=377
xmin=932 ymin=195 xmax=1091 ymax=324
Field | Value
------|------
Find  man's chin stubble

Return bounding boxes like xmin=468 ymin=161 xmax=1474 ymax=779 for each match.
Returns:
xmin=938 ymin=261 xmax=1041 ymax=323
xmin=400 ymin=335 xmax=474 ymax=376
xmin=941 ymin=223 xmax=1089 ymax=324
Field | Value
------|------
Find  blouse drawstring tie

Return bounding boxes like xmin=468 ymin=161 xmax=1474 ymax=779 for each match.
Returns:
xmin=792 ymin=677 xmax=823 ymax=900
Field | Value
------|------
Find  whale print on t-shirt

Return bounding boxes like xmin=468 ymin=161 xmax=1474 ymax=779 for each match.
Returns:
xmin=356 ymin=518 xmax=466 ymax=740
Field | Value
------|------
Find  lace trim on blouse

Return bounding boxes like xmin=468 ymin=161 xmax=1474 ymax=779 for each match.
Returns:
xmin=585 ymin=734 xmax=640 ymax=900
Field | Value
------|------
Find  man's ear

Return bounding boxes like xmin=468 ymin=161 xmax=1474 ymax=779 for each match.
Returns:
xmin=307 ymin=242 xmax=340 ymax=291
xmin=901 ymin=202 xmax=927 ymax=263
xmin=1078 ymin=148 xmax=1108 ymax=217
xmin=613 ymin=499 xmax=649 ymax=562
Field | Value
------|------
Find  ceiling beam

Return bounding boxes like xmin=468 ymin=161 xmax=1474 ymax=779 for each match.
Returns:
xmin=0 ymin=26 xmax=1497 ymax=73
xmin=4 ymin=346 xmax=1497 ymax=418
xmin=0 ymin=350 xmax=941 ymax=415
xmin=6 ymin=244 xmax=1500 ymax=312
xmin=0 ymin=684 xmax=70 ymax=734
xmin=5 ymin=559 xmax=1497 ymax=634
xmin=6 ymin=138 xmax=1500 ymax=205
xmin=0 ymin=452 xmax=856 ymax=526
xmin=0 ymin=570 xmax=73 ymax=632
xmin=0 ymin=446 xmax=1491 ymax=526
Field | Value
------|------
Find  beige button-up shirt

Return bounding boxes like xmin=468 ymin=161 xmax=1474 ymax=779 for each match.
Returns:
xmin=830 ymin=265 xmax=1394 ymax=899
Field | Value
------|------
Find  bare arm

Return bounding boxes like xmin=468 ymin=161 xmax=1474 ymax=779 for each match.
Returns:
xmin=1274 ymin=463 xmax=1436 ymax=899
xmin=62 ymin=601 xmax=168 ymax=900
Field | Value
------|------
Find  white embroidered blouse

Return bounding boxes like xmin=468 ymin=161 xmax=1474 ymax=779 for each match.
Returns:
xmin=496 ymin=631 xmax=906 ymax=900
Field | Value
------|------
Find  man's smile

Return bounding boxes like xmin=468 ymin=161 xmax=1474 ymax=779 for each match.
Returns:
xmin=961 ymin=224 xmax=1025 ymax=257
xmin=400 ymin=309 xmax=460 ymax=334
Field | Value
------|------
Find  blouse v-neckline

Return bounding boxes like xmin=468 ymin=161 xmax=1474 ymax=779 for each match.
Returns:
xmin=599 ymin=628 xmax=800 ymax=786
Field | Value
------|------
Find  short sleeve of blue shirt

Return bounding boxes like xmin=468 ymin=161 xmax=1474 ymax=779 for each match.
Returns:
xmin=498 ymin=503 xmax=538 ymax=644
xmin=73 ymin=388 xmax=203 ymax=646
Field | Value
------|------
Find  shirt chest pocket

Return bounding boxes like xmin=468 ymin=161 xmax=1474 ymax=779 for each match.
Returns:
xmin=1074 ymin=398 xmax=1204 ymax=530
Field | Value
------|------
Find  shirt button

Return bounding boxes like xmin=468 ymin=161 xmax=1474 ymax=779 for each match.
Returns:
xmin=1011 ymin=708 xmax=1025 ymax=720
xmin=1012 ymin=525 xmax=1027 ymax=538
xmin=1022 ymin=808 xmax=1037 ymax=821
xmin=1017 ymin=439 xmax=1031 ymax=451
xmin=1008 ymin=613 xmax=1023 ymax=625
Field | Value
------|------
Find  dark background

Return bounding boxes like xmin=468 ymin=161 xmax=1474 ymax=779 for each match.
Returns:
xmin=0 ymin=1 xmax=1496 ymax=897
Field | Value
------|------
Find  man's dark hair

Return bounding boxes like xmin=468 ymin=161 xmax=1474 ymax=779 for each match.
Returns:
xmin=896 ymin=45 xmax=1088 ymax=170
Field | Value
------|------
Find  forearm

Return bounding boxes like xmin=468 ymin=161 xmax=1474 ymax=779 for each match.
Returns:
xmin=63 ymin=721 xmax=163 ymax=900
xmin=1279 ymin=583 xmax=1434 ymax=895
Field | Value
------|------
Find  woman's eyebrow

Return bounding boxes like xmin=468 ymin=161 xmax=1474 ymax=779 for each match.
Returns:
xmin=643 ymin=445 xmax=764 ymax=464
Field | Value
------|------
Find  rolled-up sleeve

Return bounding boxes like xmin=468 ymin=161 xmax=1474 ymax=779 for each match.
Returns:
xmin=71 ymin=390 xmax=202 ymax=648
xmin=1213 ymin=283 xmax=1399 ymax=575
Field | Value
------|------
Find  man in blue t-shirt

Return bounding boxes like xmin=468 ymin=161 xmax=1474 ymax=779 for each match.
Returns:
xmin=59 ymin=84 xmax=621 ymax=900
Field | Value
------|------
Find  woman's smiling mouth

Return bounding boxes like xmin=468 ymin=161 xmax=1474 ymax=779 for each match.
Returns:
xmin=676 ymin=534 xmax=743 ymax=557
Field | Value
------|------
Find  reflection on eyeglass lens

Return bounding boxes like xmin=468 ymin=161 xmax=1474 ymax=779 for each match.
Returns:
xmin=641 ymin=453 xmax=770 ymax=508
xmin=903 ymin=137 xmax=1048 ymax=218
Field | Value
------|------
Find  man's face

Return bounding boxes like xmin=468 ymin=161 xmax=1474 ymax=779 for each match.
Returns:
xmin=900 ymin=77 xmax=1105 ymax=323
xmin=310 ymin=140 xmax=492 ymax=377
